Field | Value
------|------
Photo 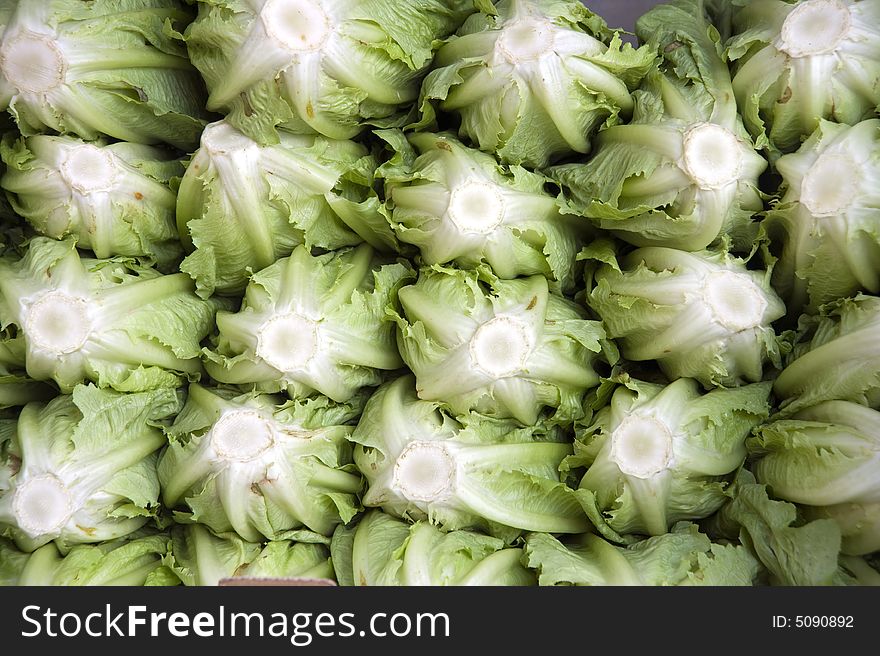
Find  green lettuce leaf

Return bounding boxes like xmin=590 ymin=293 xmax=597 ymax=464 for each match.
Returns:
xmin=393 ymin=266 xmax=609 ymax=425
xmin=586 ymin=245 xmax=786 ymax=388
xmin=185 ymin=0 xmax=467 ymax=142
xmin=525 ymin=522 xmax=762 ymax=586
xmin=549 ymin=0 xmax=767 ymax=252
xmin=774 ymin=294 xmax=880 ymax=413
xmin=0 ymin=237 xmax=226 ymax=392
xmin=750 ymin=400 xmax=880 ymax=555
xmin=159 ymin=384 xmax=363 ymax=541
xmin=0 ymin=384 xmax=179 ymax=552
xmin=12 ymin=533 xmax=173 ymax=586
xmin=166 ymin=523 xmax=333 ymax=586
xmin=202 ymin=244 xmax=414 ymax=402
xmin=378 ymin=130 xmax=588 ymax=293
xmin=333 ymin=510 xmax=536 ymax=586
xmin=1 ymin=133 xmax=184 ymax=268
xmin=418 ymin=0 xmax=655 ymax=167
xmin=764 ymin=119 xmax=880 ymax=313
xmin=0 ymin=0 xmax=210 ymax=150
xmin=573 ymin=376 xmax=771 ymax=540
xmin=177 ymin=120 xmax=398 ymax=297
xmin=708 ymin=470 xmax=842 ymax=586
xmin=727 ymin=0 xmax=880 ymax=155
xmin=350 ymin=376 xmax=588 ymax=537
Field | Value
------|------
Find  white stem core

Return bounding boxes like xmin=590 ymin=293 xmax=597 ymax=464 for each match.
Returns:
xmin=211 ymin=410 xmax=275 ymax=462
xmin=469 ymin=315 xmax=533 ymax=379
xmin=446 ymin=179 xmax=506 ymax=235
xmin=0 ymin=31 xmax=66 ymax=94
xmin=13 ymin=474 xmax=74 ymax=537
xmin=392 ymin=441 xmax=456 ymax=503
xmin=610 ymin=414 xmax=674 ymax=479
xmin=497 ymin=18 xmax=556 ymax=63
xmin=800 ymin=153 xmax=859 ymax=216
xmin=60 ymin=145 xmax=120 ymax=195
xmin=779 ymin=0 xmax=851 ymax=58
xmin=25 ymin=291 xmax=92 ymax=355
xmin=256 ymin=312 xmax=320 ymax=373
xmin=701 ymin=271 xmax=768 ymax=332
xmin=200 ymin=121 xmax=258 ymax=158
xmin=681 ymin=123 xmax=744 ymax=190
xmin=262 ymin=0 xmax=332 ymax=53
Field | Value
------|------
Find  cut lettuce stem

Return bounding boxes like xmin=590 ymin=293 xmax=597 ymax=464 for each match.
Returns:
xmin=777 ymin=0 xmax=851 ymax=59
xmin=1 ymin=32 xmax=66 ymax=94
xmin=12 ymin=475 xmax=74 ymax=538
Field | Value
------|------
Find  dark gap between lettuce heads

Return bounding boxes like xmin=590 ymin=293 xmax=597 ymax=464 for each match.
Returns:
xmin=586 ymin=0 xmax=664 ymax=42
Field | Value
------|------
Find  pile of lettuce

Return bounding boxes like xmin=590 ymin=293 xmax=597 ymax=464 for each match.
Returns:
xmin=1 ymin=0 xmax=879 ymax=587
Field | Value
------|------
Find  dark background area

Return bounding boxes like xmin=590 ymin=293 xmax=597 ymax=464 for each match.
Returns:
xmin=587 ymin=0 xmax=663 ymax=34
